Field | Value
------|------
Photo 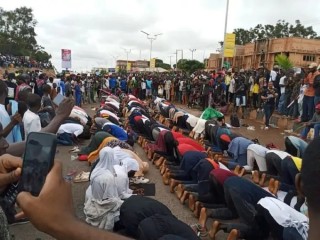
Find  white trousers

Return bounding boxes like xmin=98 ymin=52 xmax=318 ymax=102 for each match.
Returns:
xmin=245 ymin=149 xmax=267 ymax=172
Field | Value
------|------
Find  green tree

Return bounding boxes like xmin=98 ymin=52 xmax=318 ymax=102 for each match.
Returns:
xmin=275 ymin=54 xmax=293 ymax=70
xmin=233 ymin=19 xmax=318 ymax=45
xmin=0 ymin=7 xmax=51 ymax=61
xmin=177 ymin=59 xmax=204 ymax=73
xmin=155 ymin=59 xmax=172 ymax=70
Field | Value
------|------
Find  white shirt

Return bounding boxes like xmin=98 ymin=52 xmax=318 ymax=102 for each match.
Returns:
xmin=23 ymin=110 xmax=41 ymax=137
xmin=57 ymin=123 xmax=84 ymax=137
xmin=164 ymin=80 xmax=171 ymax=90
xmin=229 ymin=78 xmax=235 ymax=93
xmin=269 ymin=70 xmax=277 ymax=81
xmin=141 ymin=81 xmax=146 ymax=90
xmin=0 ymin=104 xmax=14 ymax=143
xmin=247 ymin=144 xmax=268 ymax=157
xmin=179 ymin=81 xmax=184 ymax=91
xmin=279 ymin=76 xmax=286 ymax=94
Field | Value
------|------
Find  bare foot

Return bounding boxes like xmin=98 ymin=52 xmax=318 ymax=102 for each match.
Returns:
xmin=208 ymin=221 xmax=221 ymax=240
xmin=227 ymin=229 xmax=239 ymax=240
xmin=188 ymin=194 xmax=196 ymax=211
xmin=198 ymin=207 xmax=208 ymax=228
xmin=194 ymin=201 xmax=203 ymax=218
xmin=154 ymin=157 xmax=164 ymax=168
xmin=175 ymin=184 xmax=184 ymax=199
xmin=162 ymin=172 xmax=170 ymax=185
xmin=169 ymin=179 xmax=180 ymax=193
xmin=251 ymin=170 xmax=260 ymax=184
xmin=259 ymin=173 xmax=266 ymax=187
xmin=180 ymin=191 xmax=190 ymax=204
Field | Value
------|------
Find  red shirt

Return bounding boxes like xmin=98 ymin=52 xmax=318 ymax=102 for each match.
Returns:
xmin=177 ymin=144 xmax=198 ymax=156
xmin=177 ymin=138 xmax=205 ymax=152
xmin=211 ymin=169 xmax=236 ymax=185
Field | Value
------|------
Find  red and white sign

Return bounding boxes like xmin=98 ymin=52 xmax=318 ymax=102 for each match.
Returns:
xmin=61 ymin=49 xmax=71 ymax=69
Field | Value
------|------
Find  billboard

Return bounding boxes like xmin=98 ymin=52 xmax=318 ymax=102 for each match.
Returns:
xmin=127 ymin=62 xmax=132 ymax=71
xmin=223 ymin=33 xmax=236 ymax=58
xmin=150 ymin=58 xmax=156 ymax=68
xmin=61 ymin=49 xmax=71 ymax=69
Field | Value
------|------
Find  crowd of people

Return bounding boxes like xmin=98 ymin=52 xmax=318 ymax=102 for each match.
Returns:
xmin=0 ymin=53 xmax=52 ymax=69
xmin=0 ymin=65 xmax=319 ymax=240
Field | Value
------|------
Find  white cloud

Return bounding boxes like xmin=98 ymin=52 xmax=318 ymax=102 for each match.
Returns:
xmin=2 ymin=0 xmax=320 ymax=71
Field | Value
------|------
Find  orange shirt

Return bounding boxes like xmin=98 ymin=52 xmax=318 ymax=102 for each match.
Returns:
xmin=304 ymin=72 xmax=319 ymax=97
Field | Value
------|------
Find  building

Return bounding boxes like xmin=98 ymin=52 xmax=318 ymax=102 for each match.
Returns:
xmin=206 ymin=37 xmax=320 ymax=70
xmin=116 ymin=60 xmax=149 ymax=70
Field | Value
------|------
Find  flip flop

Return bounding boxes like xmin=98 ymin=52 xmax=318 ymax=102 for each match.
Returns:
xmin=73 ymin=171 xmax=90 ymax=183
xmin=68 ymin=146 xmax=79 ymax=153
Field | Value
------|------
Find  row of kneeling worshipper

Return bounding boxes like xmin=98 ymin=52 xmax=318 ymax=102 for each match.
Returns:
xmin=75 ymin=92 xmax=312 ymax=240
xmin=134 ymin=96 xmax=311 ymax=240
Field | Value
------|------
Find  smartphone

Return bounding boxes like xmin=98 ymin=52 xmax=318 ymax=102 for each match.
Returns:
xmin=53 ymin=93 xmax=64 ymax=106
xmin=19 ymin=132 xmax=57 ymax=196
xmin=0 ymin=132 xmax=57 ymax=222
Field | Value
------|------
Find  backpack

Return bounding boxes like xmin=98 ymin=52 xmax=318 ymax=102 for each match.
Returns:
xmin=230 ymin=114 xmax=240 ymax=128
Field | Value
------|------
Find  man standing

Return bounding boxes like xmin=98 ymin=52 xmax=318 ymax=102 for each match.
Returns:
xmin=145 ymin=78 xmax=152 ymax=99
xmin=301 ymin=63 xmax=319 ymax=122
xmin=164 ymin=78 xmax=171 ymax=100
xmin=261 ymin=81 xmax=278 ymax=130
xmin=140 ymin=78 xmax=146 ymax=100
xmin=234 ymin=70 xmax=247 ymax=119
xmin=0 ymin=81 xmax=22 ymax=144
xmin=269 ymin=65 xmax=280 ymax=108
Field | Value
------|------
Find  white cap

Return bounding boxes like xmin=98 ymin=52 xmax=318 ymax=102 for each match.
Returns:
xmin=309 ymin=62 xmax=318 ymax=68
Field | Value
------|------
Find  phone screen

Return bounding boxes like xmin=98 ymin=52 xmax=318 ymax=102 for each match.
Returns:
xmin=53 ymin=93 xmax=64 ymax=106
xmin=19 ymin=132 xmax=57 ymax=196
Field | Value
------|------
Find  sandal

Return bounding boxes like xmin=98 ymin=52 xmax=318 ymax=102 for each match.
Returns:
xmin=74 ymin=171 xmax=90 ymax=183
xmin=190 ymin=224 xmax=208 ymax=237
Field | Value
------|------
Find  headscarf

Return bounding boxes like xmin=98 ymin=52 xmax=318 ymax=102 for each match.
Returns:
xmin=93 ymin=147 xmax=120 ymax=176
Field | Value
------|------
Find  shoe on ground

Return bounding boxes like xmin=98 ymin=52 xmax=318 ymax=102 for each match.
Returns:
xmin=133 ymin=177 xmax=150 ymax=184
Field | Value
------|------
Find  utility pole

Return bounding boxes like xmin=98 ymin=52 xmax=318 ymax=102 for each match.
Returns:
xmin=173 ymin=51 xmax=178 ymax=70
xmin=141 ymin=31 xmax=163 ymax=61
xmin=122 ymin=48 xmax=131 ymax=70
xmin=189 ymin=49 xmax=196 ymax=60
xmin=221 ymin=0 xmax=230 ymax=69
xmin=168 ymin=55 xmax=173 ymax=68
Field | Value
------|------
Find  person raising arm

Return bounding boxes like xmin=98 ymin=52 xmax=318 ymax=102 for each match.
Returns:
xmin=5 ymin=98 xmax=74 ymax=157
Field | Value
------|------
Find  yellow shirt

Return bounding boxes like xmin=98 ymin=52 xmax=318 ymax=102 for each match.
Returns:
xmin=252 ymin=84 xmax=259 ymax=94
xmin=225 ymin=75 xmax=231 ymax=85
xmin=291 ymin=156 xmax=302 ymax=171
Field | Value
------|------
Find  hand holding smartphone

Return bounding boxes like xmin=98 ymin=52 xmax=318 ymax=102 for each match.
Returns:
xmin=0 ymin=132 xmax=57 ymax=222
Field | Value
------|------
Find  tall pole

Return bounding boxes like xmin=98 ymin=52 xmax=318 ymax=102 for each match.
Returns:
xmin=150 ymin=38 xmax=153 ymax=60
xmin=221 ymin=0 xmax=230 ymax=69
xmin=122 ymin=48 xmax=131 ymax=71
xmin=168 ymin=56 xmax=172 ymax=68
xmin=140 ymin=31 xmax=162 ymax=62
xmin=189 ymin=49 xmax=196 ymax=60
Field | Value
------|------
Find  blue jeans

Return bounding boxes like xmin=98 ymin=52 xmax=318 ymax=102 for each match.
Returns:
xmin=301 ymin=95 xmax=314 ymax=121
xmin=278 ymin=93 xmax=288 ymax=115
xmin=263 ymin=104 xmax=274 ymax=127
xmin=301 ymin=123 xmax=320 ymax=138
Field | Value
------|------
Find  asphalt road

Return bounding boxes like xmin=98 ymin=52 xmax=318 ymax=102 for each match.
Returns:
xmin=9 ymin=103 xmax=288 ymax=240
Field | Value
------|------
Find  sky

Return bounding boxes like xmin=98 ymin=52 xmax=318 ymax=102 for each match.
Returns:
xmin=2 ymin=0 xmax=320 ymax=71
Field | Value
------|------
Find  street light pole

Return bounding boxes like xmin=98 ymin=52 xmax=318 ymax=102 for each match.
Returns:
xmin=168 ymin=55 xmax=173 ymax=68
xmin=221 ymin=0 xmax=230 ymax=69
xmin=122 ymin=48 xmax=131 ymax=70
xmin=141 ymin=31 xmax=163 ymax=62
xmin=189 ymin=49 xmax=196 ymax=60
